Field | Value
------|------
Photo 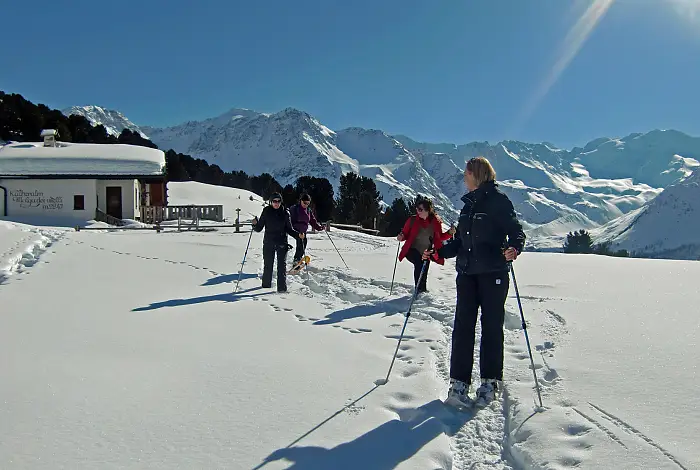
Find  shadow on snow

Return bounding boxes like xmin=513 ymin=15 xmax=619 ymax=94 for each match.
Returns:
xmin=202 ymin=272 xmax=258 ymax=286
xmin=313 ymin=295 xmax=413 ymax=325
xmin=252 ymin=395 xmax=473 ymax=470
xmin=131 ymin=286 xmax=265 ymax=311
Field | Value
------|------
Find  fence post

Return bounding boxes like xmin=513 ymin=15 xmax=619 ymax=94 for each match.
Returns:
xmin=326 ymin=221 xmax=331 ymax=232
xmin=235 ymin=208 xmax=241 ymax=233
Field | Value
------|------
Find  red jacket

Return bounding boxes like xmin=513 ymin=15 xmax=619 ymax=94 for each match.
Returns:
xmin=398 ymin=215 xmax=453 ymax=265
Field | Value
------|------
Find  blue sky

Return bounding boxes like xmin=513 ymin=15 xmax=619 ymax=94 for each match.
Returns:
xmin=2 ymin=0 xmax=699 ymax=148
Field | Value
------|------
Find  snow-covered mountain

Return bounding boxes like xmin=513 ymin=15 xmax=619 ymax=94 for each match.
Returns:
xmin=591 ymin=169 xmax=700 ymax=260
xmin=395 ymin=133 xmax=699 ymax=249
xmin=139 ymin=108 xmax=264 ymax=152
xmin=63 ymin=105 xmax=149 ymax=139
xmin=65 ymin=105 xmax=700 ymax=254
xmin=141 ymin=107 xmax=457 ymax=222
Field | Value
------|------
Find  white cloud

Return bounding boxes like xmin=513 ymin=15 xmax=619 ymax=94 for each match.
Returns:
xmin=667 ymin=0 xmax=700 ymax=21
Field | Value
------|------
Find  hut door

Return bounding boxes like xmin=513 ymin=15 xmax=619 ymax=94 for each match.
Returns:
xmin=106 ymin=186 xmax=123 ymax=219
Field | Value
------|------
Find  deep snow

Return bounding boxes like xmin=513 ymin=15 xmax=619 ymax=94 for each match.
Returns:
xmin=0 ymin=184 xmax=698 ymax=469
xmin=0 ymin=141 xmax=165 ymax=176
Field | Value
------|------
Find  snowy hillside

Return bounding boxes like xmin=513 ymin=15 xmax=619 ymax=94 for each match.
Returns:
xmin=142 ymin=108 xmax=459 ymax=222
xmin=63 ymin=105 xmax=700 ymax=251
xmin=63 ymin=105 xmax=149 ymax=139
xmin=572 ymin=129 xmax=700 ymax=187
xmin=592 ymin=169 xmax=700 ymax=260
xmin=1 ymin=205 xmax=698 ymax=468
xmin=166 ymin=181 xmax=267 ymax=221
xmin=140 ymin=107 xmax=264 ymax=153
xmin=400 ymin=139 xmax=663 ymax=249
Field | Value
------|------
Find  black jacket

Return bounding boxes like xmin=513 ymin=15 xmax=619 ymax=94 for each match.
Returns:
xmin=437 ymin=180 xmax=526 ymax=275
xmin=253 ymin=205 xmax=300 ymax=247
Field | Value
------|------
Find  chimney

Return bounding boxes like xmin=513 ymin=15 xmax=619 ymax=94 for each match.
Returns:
xmin=41 ymin=129 xmax=57 ymax=147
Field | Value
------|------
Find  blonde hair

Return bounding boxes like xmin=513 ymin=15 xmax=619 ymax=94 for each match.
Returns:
xmin=465 ymin=156 xmax=496 ymax=187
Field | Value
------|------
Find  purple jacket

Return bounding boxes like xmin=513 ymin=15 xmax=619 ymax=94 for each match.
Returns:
xmin=290 ymin=203 xmax=323 ymax=233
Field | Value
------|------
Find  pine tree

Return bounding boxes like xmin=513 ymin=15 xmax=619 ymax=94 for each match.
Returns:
xmin=563 ymin=229 xmax=594 ymax=253
xmin=282 ymin=184 xmax=297 ymax=208
xmin=294 ymin=176 xmax=335 ymax=222
xmin=334 ymin=172 xmax=382 ymax=227
xmin=379 ymin=197 xmax=411 ymax=236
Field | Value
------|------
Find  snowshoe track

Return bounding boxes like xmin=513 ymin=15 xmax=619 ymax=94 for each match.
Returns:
xmin=0 ymin=229 xmax=64 ymax=285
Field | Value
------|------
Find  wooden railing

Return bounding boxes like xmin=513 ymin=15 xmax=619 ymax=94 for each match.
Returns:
xmin=327 ymin=222 xmax=380 ymax=235
xmin=167 ymin=205 xmax=224 ymax=222
xmin=140 ymin=205 xmax=224 ymax=224
xmin=140 ymin=206 xmax=166 ymax=224
xmin=95 ymin=208 xmax=127 ymax=226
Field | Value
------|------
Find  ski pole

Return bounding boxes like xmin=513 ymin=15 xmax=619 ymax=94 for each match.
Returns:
xmin=234 ymin=227 xmax=254 ymax=293
xmin=376 ymin=238 xmax=432 ymax=386
xmin=376 ymin=258 xmax=429 ymax=386
xmin=325 ymin=229 xmax=349 ymax=269
xmin=509 ymin=261 xmax=544 ymax=409
xmin=389 ymin=241 xmax=400 ymax=295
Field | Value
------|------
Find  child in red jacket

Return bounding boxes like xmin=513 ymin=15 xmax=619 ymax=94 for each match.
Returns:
xmin=397 ymin=198 xmax=455 ymax=293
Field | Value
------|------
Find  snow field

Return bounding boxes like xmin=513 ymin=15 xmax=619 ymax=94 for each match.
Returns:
xmin=0 ymin=199 xmax=698 ymax=469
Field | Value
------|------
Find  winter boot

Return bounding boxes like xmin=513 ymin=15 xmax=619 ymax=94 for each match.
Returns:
xmin=444 ymin=378 xmax=474 ymax=409
xmin=474 ymin=379 xmax=499 ymax=407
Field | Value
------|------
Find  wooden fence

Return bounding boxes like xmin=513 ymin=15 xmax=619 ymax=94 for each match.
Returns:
xmin=140 ymin=205 xmax=224 ymax=224
xmin=79 ymin=207 xmax=381 ymax=236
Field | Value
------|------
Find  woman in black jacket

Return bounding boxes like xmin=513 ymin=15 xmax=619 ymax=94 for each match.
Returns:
xmin=423 ymin=157 xmax=525 ymax=408
xmin=252 ymin=193 xmax=304 ymax=292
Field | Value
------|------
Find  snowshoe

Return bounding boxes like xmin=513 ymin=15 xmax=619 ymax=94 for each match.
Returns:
xmin=474 ymin=379 xmax=499 ymax=408
xmin=288 ymin=255 xmax=310 ymax=274
xmin=443 ymin=379 xmax=474 ymax=411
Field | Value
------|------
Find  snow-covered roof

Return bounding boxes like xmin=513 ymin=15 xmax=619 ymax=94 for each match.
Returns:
xmin=0 ymin=141 xmax=166 ymax=177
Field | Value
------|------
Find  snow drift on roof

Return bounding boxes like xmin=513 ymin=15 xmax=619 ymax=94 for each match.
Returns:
xmin=0 ymin=142 xmax=165 ymax=176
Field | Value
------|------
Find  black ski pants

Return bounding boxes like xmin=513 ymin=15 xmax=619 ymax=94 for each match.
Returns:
xmin=293 ymin=236 xmax=308 ymax=263
xmin=262 ymin=243 xmax=289 ymax=291
xmin=450 ymin=270 xmax=509 ymax=384
xmin=405 ymin=247 xmax=429 ymax=292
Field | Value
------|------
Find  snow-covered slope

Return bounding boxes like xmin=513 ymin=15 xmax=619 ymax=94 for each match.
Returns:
xmin=402 ymin=138 xmax=665 ymax=249
xmin=137 ymin=106 xmax=676 ymax=232
xmin=592 ymin=169 xmax=700 ymax=260
xmin=140 ymin=108 xmax=264 ymax=154
xmin=166 ymin=181 xmax=267 ymax=221
xmin=142 ymin=108 xmax=458 ymax=222
xmin=1 ymin=210 xmax=699 ymax=469
xmin=572 ymin=129 xmax=700 ymax=187
xmin=64 ymin=105 xmax=700 ymax=252
xmin=63 ymin=105 xmax=149 ymax=139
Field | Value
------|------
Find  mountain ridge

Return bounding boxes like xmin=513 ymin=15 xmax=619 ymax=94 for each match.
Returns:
xmin=62 ymin=104 xmax=700 ymax=256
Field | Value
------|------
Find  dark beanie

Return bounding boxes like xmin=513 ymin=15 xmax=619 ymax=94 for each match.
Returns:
xmin=270 ymin=192 xmax=282 ymax=201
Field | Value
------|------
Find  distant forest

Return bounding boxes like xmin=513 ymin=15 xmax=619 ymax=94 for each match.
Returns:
xmin=0 ymin=90 xmax=426 ymax=235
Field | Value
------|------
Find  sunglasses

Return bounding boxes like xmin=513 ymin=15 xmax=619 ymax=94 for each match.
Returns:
xmin=271 ymin=199 xmax=281 ymax=203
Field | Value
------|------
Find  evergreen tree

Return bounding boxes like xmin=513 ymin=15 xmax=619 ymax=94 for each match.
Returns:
xmin=282 ymin=184 xmax=297 ymax=208
xmin=334 ymin=172 xmax=361 ymax=223
xmin=379 ymin=197 xmax=411 ymax=236
xmin=250 ymin=173 xmax=283 ymax=200
xmin=294 ymin=175 xmax=334 ymax=222
xmin=563 ymin=229 xmax=594 ymax=253
xmin=164 ymin=150 xmax=190 ymax=181
xmin=334 ymin=172 xmax=382 ymax=227
xmin=118 ymin=129 xmax=158 ymax=148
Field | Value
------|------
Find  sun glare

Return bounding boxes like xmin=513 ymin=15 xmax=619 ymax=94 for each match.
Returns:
xmin=506 ymin=0 xmax=615 ymax=137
